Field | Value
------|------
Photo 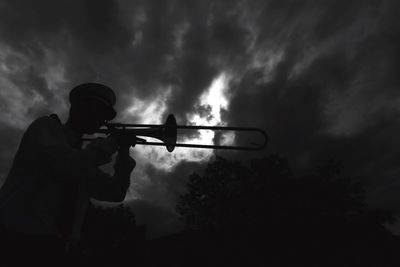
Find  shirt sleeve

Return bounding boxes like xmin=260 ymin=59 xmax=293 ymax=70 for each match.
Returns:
xmin=86 ymin=168 xmax=131 ymax=202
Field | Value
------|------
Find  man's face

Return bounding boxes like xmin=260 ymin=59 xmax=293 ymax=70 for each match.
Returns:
xmin=73 ymin=98 xmax=110 ymax=134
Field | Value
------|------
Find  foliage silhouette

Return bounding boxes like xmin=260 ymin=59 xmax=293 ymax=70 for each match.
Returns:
xmin=174 ymin=155 xmax=399 ymax=267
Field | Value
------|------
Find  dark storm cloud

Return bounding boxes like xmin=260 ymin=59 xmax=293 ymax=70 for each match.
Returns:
xmin=224 ymin=0 xmax=400 ymax=213
xmin=0 ymin=0 xmax=248 ymax=120
xmin=0 ymin=0 xmax=129 ymax=50
xmin=0 ymin=123 xmax=23 ymax=184
xmin=0 ymin=0 xmax=133 ymax=126
xmin=161 ymin=0 xmax=251 ymax=122
xmin=0 ymin=0 xmax=134 ymax=117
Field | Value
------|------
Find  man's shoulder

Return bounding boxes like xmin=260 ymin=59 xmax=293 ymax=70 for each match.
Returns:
xmin=28 ymin=115 xmax=63 ymax=132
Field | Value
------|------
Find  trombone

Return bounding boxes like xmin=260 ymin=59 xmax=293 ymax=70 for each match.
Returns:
xmin=88 ymin=114 xmax=268 ymax=152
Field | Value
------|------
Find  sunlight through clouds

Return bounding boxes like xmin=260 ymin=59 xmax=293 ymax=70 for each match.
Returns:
xmin=127 ymin=73 xmax=232 ymax=176
xmin=124 ymin=87 xmax=172 ymax=124
xmin=174 ymin=72 xmax=233 ymax=165
xmin=121 ymin=73 xmax=234 ymax=201
xmin=184 ymin=72 xmax=234 ymax=148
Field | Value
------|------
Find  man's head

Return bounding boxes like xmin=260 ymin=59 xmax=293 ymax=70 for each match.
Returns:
xmin=68 ymin=83 xmax=117 ymax=134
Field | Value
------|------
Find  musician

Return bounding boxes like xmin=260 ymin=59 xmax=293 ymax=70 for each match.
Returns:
xmin=0 ymin=83 xmax=135 ymax=265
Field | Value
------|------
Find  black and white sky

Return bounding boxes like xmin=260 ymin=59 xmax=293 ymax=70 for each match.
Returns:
xmin=1 ymin=0 xmax=400 ymax=237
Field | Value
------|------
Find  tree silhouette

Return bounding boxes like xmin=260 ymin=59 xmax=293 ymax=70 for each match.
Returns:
xmin=176 ymin=155 xmax=399 ymax=267
xmin=177 ymin=156 xmax=252 ymax=231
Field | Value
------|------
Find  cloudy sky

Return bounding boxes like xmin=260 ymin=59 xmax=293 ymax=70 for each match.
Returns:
xmin=1 ymin=0 xmax=399 ymax=237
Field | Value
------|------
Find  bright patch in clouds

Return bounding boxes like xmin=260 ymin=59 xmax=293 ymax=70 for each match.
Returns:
xmin=178 ymin=72 xmax=233 ymax=162
xmin=198 ymin=73 xmax=229 ymax=122
xmin=125 ymin=87 xmax=171 ymax=124
xmin=126 ymin=73 xmax=232 ymax=199
xmin=42 ymin=49 xmax=68 ymax=92
xmin=184 ymin=73 xmax=234 ymax=148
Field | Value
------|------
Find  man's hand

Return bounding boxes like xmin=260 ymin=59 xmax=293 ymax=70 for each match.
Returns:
xmin=86 ymin=136 xmax=118 ymax=166
xmin=114 ymin=149 xmax=136 ymax=175
xmin=110 ymin=130 xmax=137 ymax=149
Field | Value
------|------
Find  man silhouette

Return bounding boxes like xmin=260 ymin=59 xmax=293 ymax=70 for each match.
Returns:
xmin=0 ymin=83 xmax=135 ymax=265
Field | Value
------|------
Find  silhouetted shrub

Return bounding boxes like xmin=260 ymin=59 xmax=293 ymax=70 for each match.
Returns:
xmin=176 ymin=155 xmax=399 ymax=267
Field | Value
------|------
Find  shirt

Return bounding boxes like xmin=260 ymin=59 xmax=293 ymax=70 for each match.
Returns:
xmin=0 ymin=115 xmax=131 ymax=240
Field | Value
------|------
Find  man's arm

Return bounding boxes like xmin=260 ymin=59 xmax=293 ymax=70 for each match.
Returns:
xmin=87 ymin=150 xmax=136 ymax=202
xmin=27 ymin=116 xmax=117 ymax=181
